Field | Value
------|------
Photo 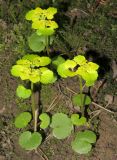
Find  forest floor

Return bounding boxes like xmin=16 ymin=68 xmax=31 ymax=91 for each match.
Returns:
xmin=0 ymin=0 xmax=117 ymax=160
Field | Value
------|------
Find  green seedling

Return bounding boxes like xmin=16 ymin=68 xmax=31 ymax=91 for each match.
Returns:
xmin=57 ymin=55 xmax=99 ymax=114
xmin=56 ymin=55 xmax=99 ymax=153
xmin=11 ymin=6 xmax=98 ymax=155
xmin=11 ymin=54 xmax=56 ymax=150
xmin=25 ymin=7 xmax=58 ymax=53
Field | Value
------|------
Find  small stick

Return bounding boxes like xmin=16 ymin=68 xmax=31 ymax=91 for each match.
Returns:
xmin=92 ymin=102 xmax=114 ymax=114
xmin=46 ymin=95 xmax=62 ymax=112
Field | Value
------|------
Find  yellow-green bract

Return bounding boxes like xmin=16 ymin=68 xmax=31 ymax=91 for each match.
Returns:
xmin=25 ymin=7 xmax=58 ymax=36
xmin=57 ymin=55 xmax=99 ymax=86
xmin=11 ymin=54 xmax=56 ymax=84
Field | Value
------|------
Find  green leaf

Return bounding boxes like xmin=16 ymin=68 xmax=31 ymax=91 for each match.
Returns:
xmin=16 ymin=85 xmax=32 ymax=99
xmin=15 ymin=112 xmax=32 ymax=128
xmin=19 ymin=131 xmax=42 ymax=150
xmin=71 ymin=138 xmax=92 ymax=154
xmin=39 ymin=113 xmax=50 ymax=129
xmin=50 ymin=113 xmax=73 ymax=139
xmin=28 ymin=33 xmax=46 ymax=52
xmin=72 ymin=94 xmax=91 ymax=106
xmin=71 ymin=130 xmax=96 ymax=154
xmin=77 ymin=130 xmax=96 ymax=143
xmin=71 ymin=114 xmax=86 ymax=126
xmin=52 ymin=56 xmax=65 ymax=68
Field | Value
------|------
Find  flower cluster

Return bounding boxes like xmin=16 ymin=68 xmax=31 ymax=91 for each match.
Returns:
xmin=26 ymin=7 xmax=58 ymax=35
xmin=57 ymin=55 xmax=99 ymax=86
xmin=11 ymin=54 xmax=56 ymax=83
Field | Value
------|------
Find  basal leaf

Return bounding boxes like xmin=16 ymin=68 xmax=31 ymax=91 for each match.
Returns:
xmin=72 ymin=94 xmax=91 ymax=106
xmin=71 ymin=138 xmax=92 ymax=154
xmin=71 ymin=130 xmax=96 ymax=154
xmin=19 ymin=131 xmax=42 ymax=150
xmin=50 ymin=113 xmax=73 ymax=139
xmin=15 ymin=112 xmax=32 ymax=128
xmin=39 ymin=113 xmax=50 ymax=129
xmin=77 ymin=130 xmax=96 ymax=143
xmin=16 ymin=85 xmax=32 ymax=99
xmin=71 ymin=114 xmax=86 ymax=126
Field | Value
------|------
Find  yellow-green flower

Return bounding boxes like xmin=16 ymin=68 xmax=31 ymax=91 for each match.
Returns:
xmin=25 ymin=7 xmax=57 ymax=21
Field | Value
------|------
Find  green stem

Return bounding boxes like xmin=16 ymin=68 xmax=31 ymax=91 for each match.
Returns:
xmin=31 ymin=82 xmax=37 ymax=132
xmin=79 ymin=76 xmax=84 ymax=116
xmin=45 ymin=36 xmax=49 ymax=56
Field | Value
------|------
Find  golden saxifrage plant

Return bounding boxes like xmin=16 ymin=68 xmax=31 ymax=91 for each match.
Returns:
xmin=11 ymin=7 xmax=99 ymax=154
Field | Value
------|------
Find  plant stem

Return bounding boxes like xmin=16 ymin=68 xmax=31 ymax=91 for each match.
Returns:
xmin=79 ymin=76 xmax=84 ymax=116
xmin=45 ymin=36 xmax=49 ymax=56
xmin=31 ymin=82 xmax=37 ymax=132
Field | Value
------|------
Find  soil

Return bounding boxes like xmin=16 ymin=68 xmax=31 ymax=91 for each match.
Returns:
xmin=0 ymin=0 xmax=117 ymax=160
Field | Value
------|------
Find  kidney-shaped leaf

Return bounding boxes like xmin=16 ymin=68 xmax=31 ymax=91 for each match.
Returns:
xmin=71 ymin=114 xmax=86 ymax=126
xmin=71 ymin=130 xmax=96 ymax=154
xmin=15 ymin=112 xmax=32 ymax=128
xmin=16 ymin=85 xmax=32 ymax=99
xmin=77 ymin=130 xmax=96 ymax=143
xmin=39 ymin=113 xmax=50 ymax=129
xmin=19 ymin=131 xmax=42 ymax=150
xmin=28 ymin=33 xmax=46 ymax=52
xmin=72 ymin=94 xmax=91 ymax=107
xmin=50 ymin=113 xmax=73 ymax=139
xmin=71 ymin=138 xmax=92 ymax=154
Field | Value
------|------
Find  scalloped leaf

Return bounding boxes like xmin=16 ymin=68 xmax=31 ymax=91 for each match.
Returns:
xmin=50 ymin=113 xmax=73 ymax=139
xmin=19 ymin=131 xmax=42 ymax=150
xmin=71 ymin=114 xmax=86 ymax=126
xmin=29 ymin=69 xmax=40 ymax=83
xmin=39 ymin=67 xmax=56 ymax=84
xmin=57 ymin=60 xmax=77 ymax=78
xmin=28 ymin=33 xmax=46 ymax=52
xmin=16 ymin=85 xmax=32 ymax=99
xmin=72 ymin=94 xmax=91 ymax=106
xmin=46 ymin=7 xmax=57 ymax=19
xmin=22 ymin=54 xmax=39 ymax=61
xmin=73 ymin=55 xmax=87 ymax=65
xmin=11 ymin=65 xmax=24 ymax=77
xmin=15 ymin=112 xmax=32 ymax=128
xmin=71 ymin=130 xmax=96 ymax=154
xmin=39 ymin=113 xmax=50 ymax=129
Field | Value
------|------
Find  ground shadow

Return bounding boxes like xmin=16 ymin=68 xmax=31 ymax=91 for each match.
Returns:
xmin=85 ymin=50 xmax=111 ymax=79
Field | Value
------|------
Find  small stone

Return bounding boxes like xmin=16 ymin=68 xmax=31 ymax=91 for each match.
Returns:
xmin=104 ymin=94 xmax=114 ymax=104
xmin=0 ymin=155 xmax=6 ymax=160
